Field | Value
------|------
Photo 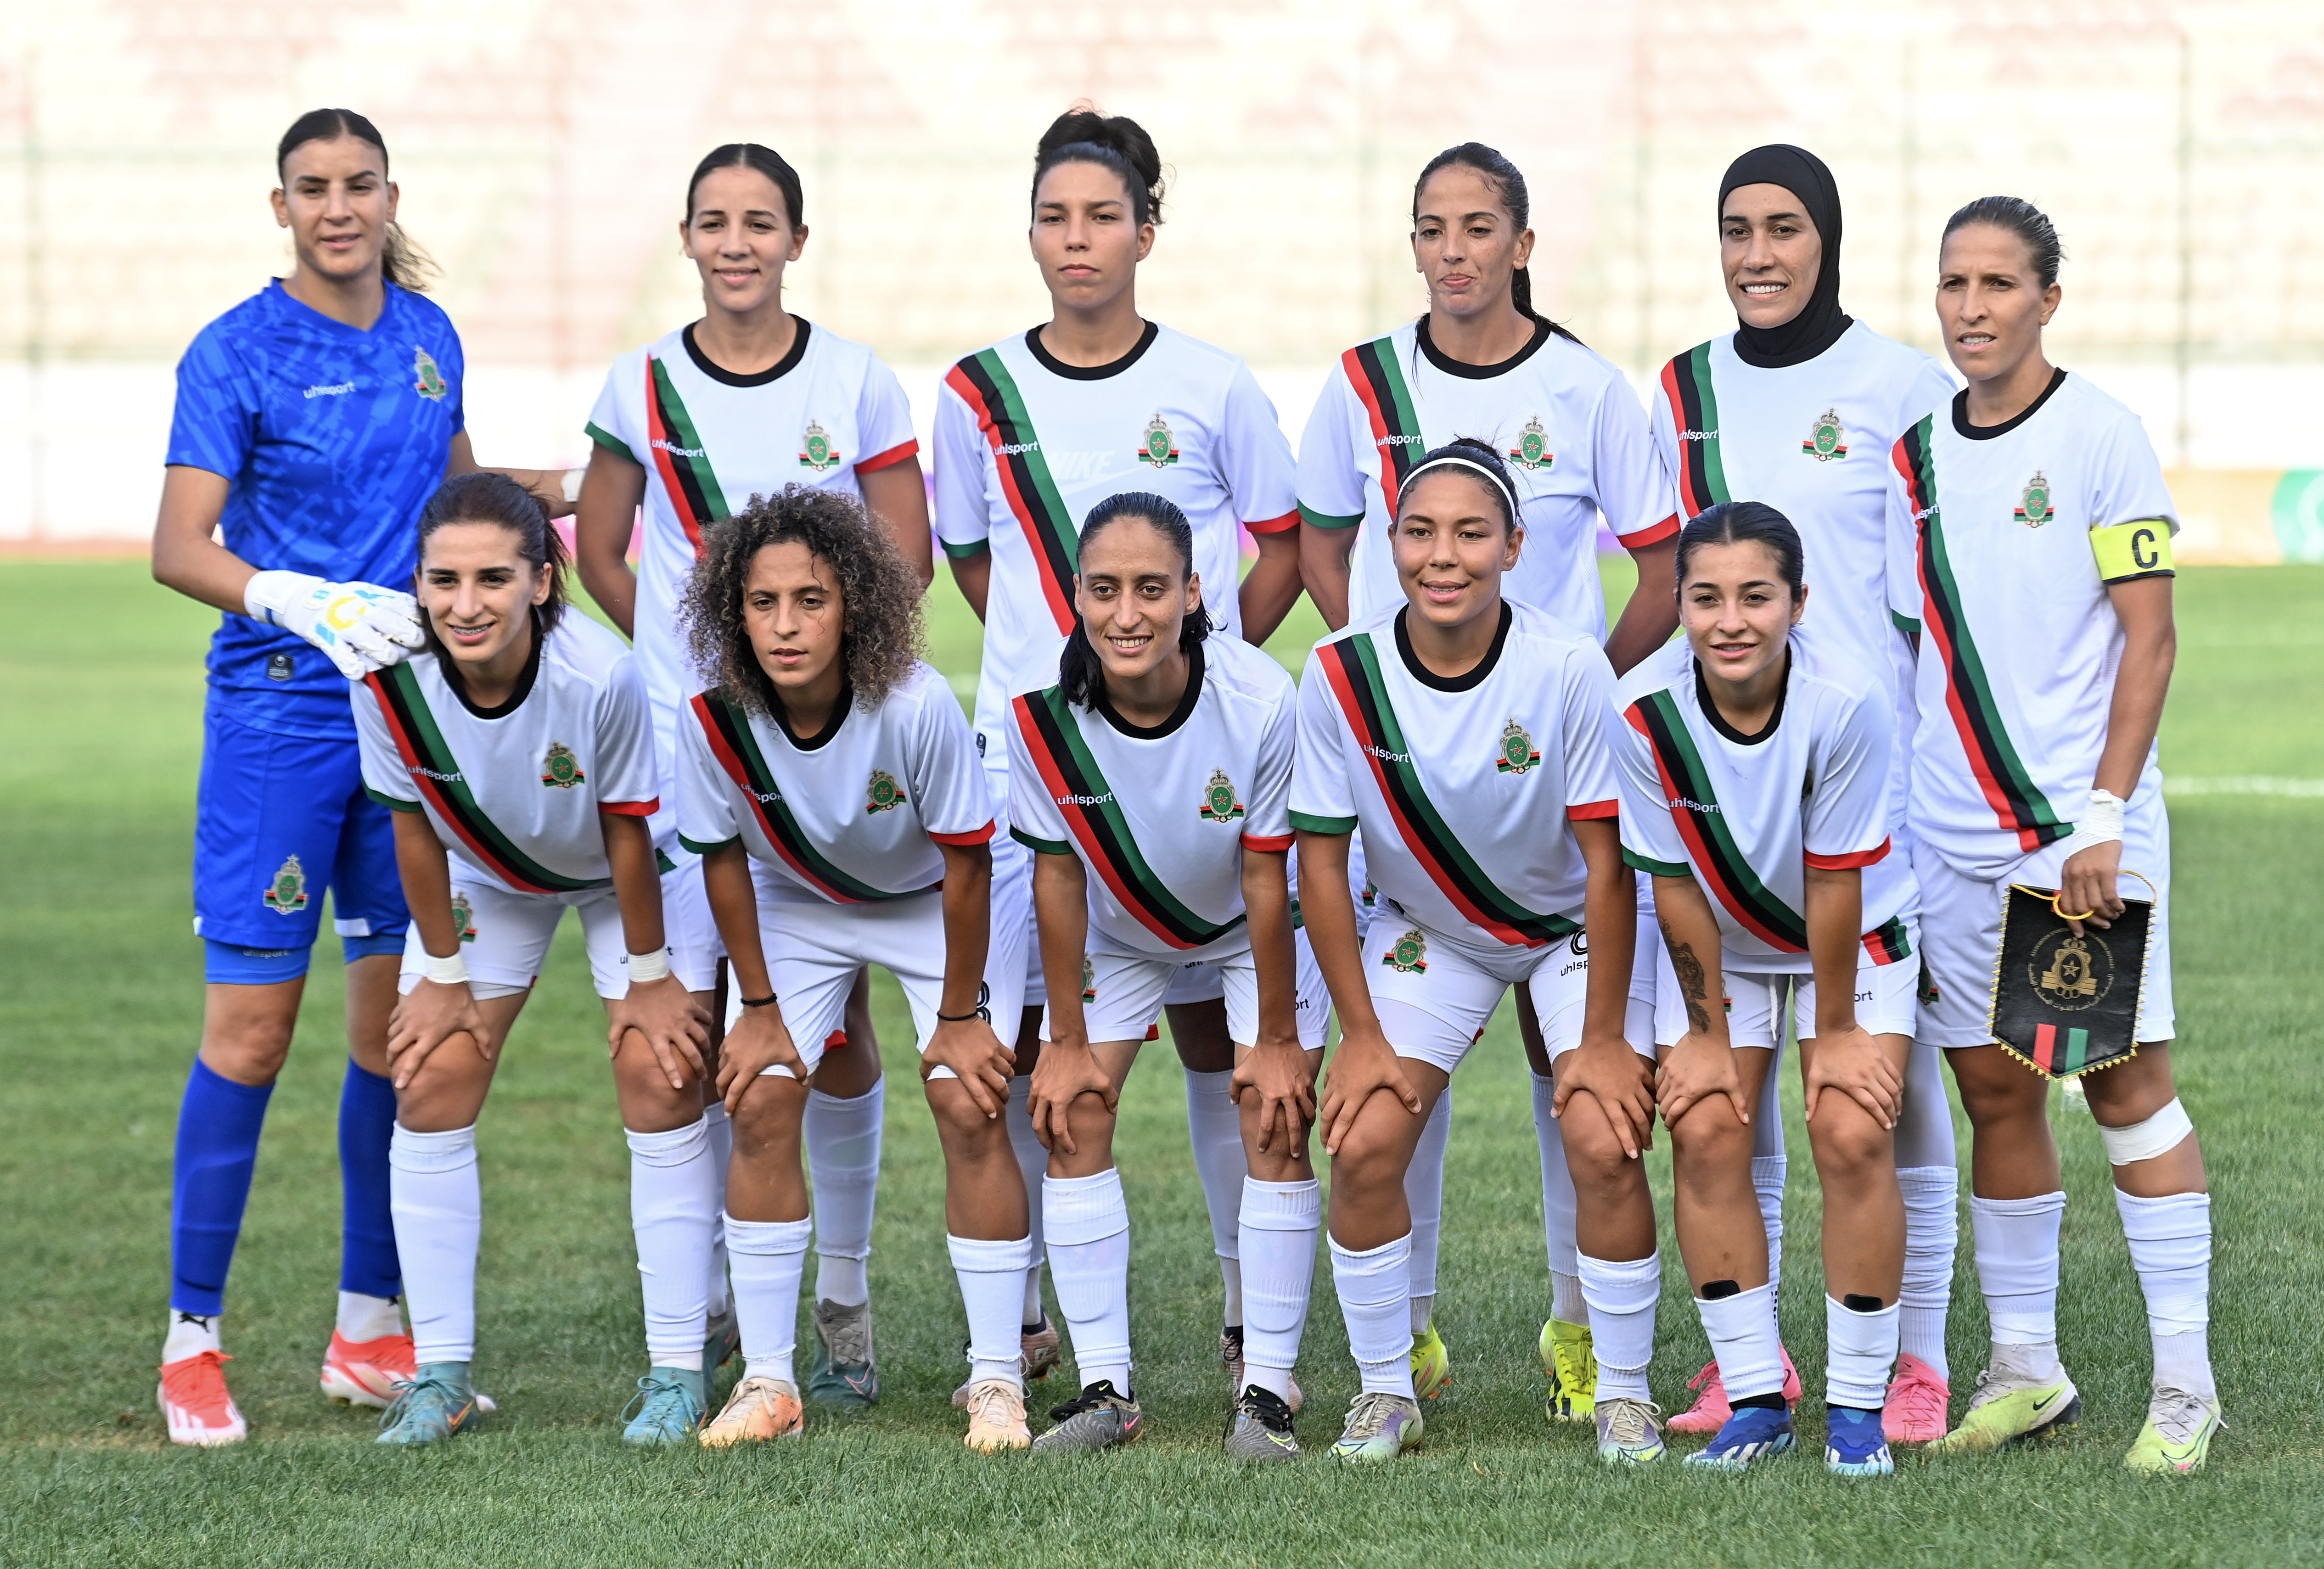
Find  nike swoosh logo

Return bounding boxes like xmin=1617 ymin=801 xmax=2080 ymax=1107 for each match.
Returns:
xmin=2032 ymin=1391 xmax=2063 ymax=1412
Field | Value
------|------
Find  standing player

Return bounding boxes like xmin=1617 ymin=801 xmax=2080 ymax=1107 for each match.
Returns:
xmin=149 ymin=109 xmax=573 ymax=1445
xmin=934 ymin=106 xmax=1307 ymax=1385
xmin=676 ymin=489 xmax=1034 ymax=1451
xmin=352 ymin=474 xmax=708 ymax=1446
xmin=1293 ymin=441 xmax=1639 ymax=1464
xmin=1646 ymin=145 xmax=1962 ymax=1443
xmin=572 ymin=144 xmax=926 ymax=1408
xmin=1009 ymin=493 xmax=1308 ymax=1457
xmin=1891 ymin=198 xmax=2221 ymax=1473
xmin=1592 ymin=501 xmax=1917 ymax=1475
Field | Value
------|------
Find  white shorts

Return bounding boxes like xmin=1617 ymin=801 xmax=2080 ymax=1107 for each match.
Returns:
xmin=658 ymin=842 xmax=725 ymax=994
xmin=1056 ymin=945 xmax=1261 ymax=1047
xmin=398 ymin=882 xmax=632 ymax=1001
xmin=1366 ymin=914 xmax=1614 ymax=1075
xmin=1161 ymin=926 xmax=1332 ymax=1049
xmin=1654 ymin=947 xmax=1920 ymax=1049
xmin=1629 ymin=878 xmax=1672 ymax=1050
xmin=990 ymin=825 xmax=1047 ymax=1009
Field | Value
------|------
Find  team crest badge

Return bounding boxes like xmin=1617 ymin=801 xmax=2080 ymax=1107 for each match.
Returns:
xmin=1495 ymin=717 xmax=1540 ymax=775
xmin=412 ymin=347 xmax=449 ymax=402
xmin=2031 ymin=929 xmax=2112 ymax=1011
xmin=1507 ymin=415 xmax=1555 ymax=471
xmin=1199 ymin=768 xmax=1245 ymax=824
xmin=1802 ymin=408 xmax=1848 ymax=462
xmin=451 ymin=891 xmax=477 ymax=945
xmin=865 ymin=769 xmax=905 ymax=814
xmin=2015 ymin=471 xmax=2055 ymax=527
xmin=799 ymin=419 xmax=842 ymax=472
xmin=1382 ymin=928 xmax=1428 ymax=974
xmin=541 ymin=741 xmax=585 ymax=789
xmin=1136 ymin=412 xmax=1180 ymax=467
xmin=1081 ymin=955 xmax=1097 ymax=1002
xmin=263 ymin=855 xmax=308 ymax=916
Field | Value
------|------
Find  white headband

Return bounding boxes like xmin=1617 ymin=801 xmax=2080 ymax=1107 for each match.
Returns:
xmin=1400 ymin=455 xmax=1521 ymax=528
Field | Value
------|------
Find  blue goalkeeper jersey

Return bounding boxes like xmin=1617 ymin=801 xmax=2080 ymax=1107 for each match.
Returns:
xmin=167 ymin=278 xmax=466 ymax=738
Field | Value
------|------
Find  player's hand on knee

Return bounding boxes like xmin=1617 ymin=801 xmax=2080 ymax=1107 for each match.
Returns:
xmin=1231 ymin=1039 xmax=1317 ymax=1156
xmin=924 ymin=1018 xmax=1015 ymax=1119
xmin=2056 ymin=839 xmax=2126 ymax=933
xmin=1656 ymin=1031 xmax=1749 ymax=1132
xmin=1802 ymin=1020 xmax=1902 ymax=1129
xmin=1318 ymin=1028 xmax=1420 ymax=1157
xmin=1554 ymin=1034 xmax=1657 ymax=1159
xmin=387 ymin=978 xmax=491 ymax=1090
xmin=1028 ymin=1037 xmax=1112 ymax=1156
xmin=606 ymin=973 xmax=707 ymax=1089
xmin=244 ymin=571 xmax=426 ymax=679
xmin=715 ymin=1006 xmax=805 ymax=1114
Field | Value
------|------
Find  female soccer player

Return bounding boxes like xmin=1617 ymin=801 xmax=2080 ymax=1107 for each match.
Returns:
xmin=573 ymin=143 xmax=925 ymax=1407
xmin=149 ymin=108 xmax=574 ymax=1445
xmin=1646 ymin=144 xmax=1962 ymax=1443
xmin=933 ymin=106 xmax=1307 ymax=1384
xmin=1009 ymin=493 xmax=1308 ymax=1457
xmin=676 ymin=488 xmax=1034 ymax=1452
xmin=1889 ymin=198 xmax=2220 ymax=1473
xmin=352 ymin=474 xmax=707 ymax=1446
xmin=1590 ymin=501 xmax=1917 ymax=1475
xmin=1293 ymin=440 xmax=1639 ymax=1464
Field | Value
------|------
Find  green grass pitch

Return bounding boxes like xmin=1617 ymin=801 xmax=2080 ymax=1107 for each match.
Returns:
xmin=2 ymin=560 xmax=2320 ymax=1567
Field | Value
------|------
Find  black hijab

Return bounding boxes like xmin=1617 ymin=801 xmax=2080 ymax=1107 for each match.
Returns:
xmin=1718 ymin=144 xmax=1851 ymax=369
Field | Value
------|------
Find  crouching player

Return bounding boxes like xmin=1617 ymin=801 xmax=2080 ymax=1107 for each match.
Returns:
xmin=352 ymin=474 xmax=710 ymax=1445
xmin=677 ymin=487 xmax=1035 ymax=1451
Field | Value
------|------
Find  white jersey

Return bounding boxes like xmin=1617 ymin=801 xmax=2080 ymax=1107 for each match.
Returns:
xmin=934 ymin=322 xmax=1300 ymax=778
xmin=1886 ymin=370 xmax=2179 ymax=878
xmin=1006 ymin=637 xmax=1296 ymax=964
xmin=1290 ymin=601 xmax=1621 ymax=959
xmin=353 ymin=617 xmax=657 ymax=897
xmin=1297 ymin=318 xmax=1678 ymax=633
xmin=586 ymin=320 xmax=919 ymax=835
xmin=1613 ymin=634 xmax=1914 ymax=975
xmin=676 ymin=661 xmax=994 ymax=905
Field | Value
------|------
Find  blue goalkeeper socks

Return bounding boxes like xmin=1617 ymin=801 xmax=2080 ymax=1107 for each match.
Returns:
xmin=170 ymin=1059 xmax=274 ymax=1317
xmin=338 ymin=1059 xmax=402 ymax=1299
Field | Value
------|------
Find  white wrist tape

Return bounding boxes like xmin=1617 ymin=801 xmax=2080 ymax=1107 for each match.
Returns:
xmin=626 ymin=947 xmax=670 ymax=985
xmin=2076 ymin=788 xmax=2126 ymax=849
xmin=561 ymin=467 xmax=585 ymax=506
xmin=2097 ymin=1096 xmax=2193 ymax=1166
xmin=423 ymin=951 xmax=470 ymax=986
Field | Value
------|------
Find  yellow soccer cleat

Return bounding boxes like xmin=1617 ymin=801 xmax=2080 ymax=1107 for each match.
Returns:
xmin=1539 ymin=1317 xmax=1597 ymax=1423
xmin=1928 ymin=1366 xmax=2081 ymax=1454
xmin=2123 ymin=1386 xmax=2223 ymax=1476
xmin=1409 ymin=1321 xmax=1451 ymax=1401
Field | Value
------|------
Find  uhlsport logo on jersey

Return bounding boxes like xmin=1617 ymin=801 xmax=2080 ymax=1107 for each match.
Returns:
xmin=864 ymin=769 xmax=905 ymax=814
xmin=451 ymin=891 xmax=478 ymax=944
xmin=1495 ymin=717 xmax=1541 ymax=775
xmin=1802 ymin=408 xmax=1849 ymax=462
xmin=413 ymin=347 xmax=449 ymax=402
xmin=799 ymin=419 xmax=842 ymax=472
xmin=2015 ymin=470 xmax=2055 ymax=527
xmin=264 ymin=855 xmax=308 ymax=915
xmin=541 ymin=742 xmax=586 ymax=789
xmin=1382 ymin=928 xmax=1428 ymax=974
xmin=1199 ymin=768 xmax=1245 ymax=824
xmin=1507 ymin=415 xmax=1555 ymax=471
xmin=1136 ymin=412 xmax=1180 ymax=467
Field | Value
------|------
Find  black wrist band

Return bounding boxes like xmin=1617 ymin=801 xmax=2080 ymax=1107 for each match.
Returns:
xmin=739 ymin=993 xmax=776 ymax=1008
xmin=935 ymin=1008 xmax=987 ymax=1023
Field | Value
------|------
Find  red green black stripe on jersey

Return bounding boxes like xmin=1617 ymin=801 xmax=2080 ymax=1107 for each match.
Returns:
xmin=1894 ymin=419 xmax=2069 ymax=852
xmin=945 ymin=351 xmax=1079 ymax=634
xmin=690 ymin=690 xmax=928 ymax=903
xmin=364 ymin=667 xmax=607 ymax=895
xmin=1625 ymin=690 xmax=1809 ymax=953
xmin=1318 ymin=635 xmax=1578 ymax=948
xmin=1012 ymin=689 xmax=1244 ymax=951
xmin=1861 ymin=913 xmax=1912 ymax=967
xmin=1659 ymin=342 xmax=1732 ymax=519
xmin=1343 ymin=337 xmax=1424 ymax=517
xmin=646 ymin=356 xmax=727 ymax=557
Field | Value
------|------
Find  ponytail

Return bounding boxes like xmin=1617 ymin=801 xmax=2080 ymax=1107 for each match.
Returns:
xmin=1412 ymin=142 xmax=1579 ymax=345
xmin=415 ymin=472 xmax=568 ymax=650
xmin=1057 ymin=491 xmax=1208 ymax=709
xmin=275 ymin=107 xmax=437 ymax=292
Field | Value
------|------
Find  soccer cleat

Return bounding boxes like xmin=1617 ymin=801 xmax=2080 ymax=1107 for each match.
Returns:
xmin=1882 ymin=1352 xmax=1951 ymax=1444
xmin=1221 ymin=1324 xmax=1305 ymax=1415
xmin=375 ymin=1365 xmax=482 ymax=1447
xmin=806 ymin=1299 xmax=878 ymax=1406
xmin=960 ymin=1378 xmax=1032 ymax=1452
xmin=1031 ymin=1379 xmax=1144 ymax=1455
xmin=1408 ymin=1321 xmax=1451 ymax=1401
xmin=320 ymin=1328 xmax=417 ymax=1410
xmin=703 ymin=1304 xmax=740 ymax=1373
xmin=1594 ymin=1397 xmax=1667 ymax=1464
xmin=1824 ymin=1405 xmax=1894 ymax=1477
xmin=158 ymin=1350 xmax=247 ymax=1447
xmin=1927 ymin=1364 xmax=2081 ymax=1453
xmin=2123 ymin=1385 xmax=2223 ymax=1476
xmin=1684 ymin=1402 xmax=1796 ymax=1471
xmin=1328 ymin=1390 xmax=1424 ymax=1463
xmin=1667 ymin=1345 xmax=1804 ymax=1433
xmin=1539 ymin=1317 xmax=1598 ymax=1423
xmin=620 ymin=1367 xmax=710 ymax=1447
xmin=1223 ymin=1385 xmax=1300 ymax=1462
xmin=699 ymin=1375 xmax=803 ymax=1447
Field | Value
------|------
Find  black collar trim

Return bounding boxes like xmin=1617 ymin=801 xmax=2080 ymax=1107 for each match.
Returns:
xmin=683 ymin=318 xmax=812 ymax=387
xmin=440 ymin=611 xmax=545 ymax=719
xmin=1415 ymin=314 xmax=1549 ymax=380
xmin=1024 ymin=319 xmax=1159 ymax=381
xmin=771 ymin=681 xmax=853 ymax=751
xmin=1395 ymin=602 xmax=1512 ymax=691
xmin=1096 ymin=641 xmax=1204 ymax=739
xmin=1695 ymin=647 xmax=1790 ymax=746
xmin=1953 ymin=366 xmax=2067 ymax=441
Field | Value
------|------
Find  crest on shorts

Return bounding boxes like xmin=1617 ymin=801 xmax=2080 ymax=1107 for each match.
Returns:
xmin=1507 ymin=415 xmax=1555 ymax=472
xmin=2015 ymin=470 xmax=2055 ymax=527
xmin=541 ymin=741 xmax=585 ymax=789
xmin=262 ymin=854 xmax=308 ymax=916
xmin=799 ymin=419 xmax=841 ymax=472
xmin=2030 ymin=929 xmax=2112 ymax=1011
xmin=1495 ymin=717 xmax=1540 ymax=775
xmin=412 ymin=347 xmax=449 ymax=402
xmin=1801 ymin=408 xmax=1848 ymax=462
xmin=864 ymin=768 xmax=905 ymax=814
xmin=1199 ymin=767 xmax=1245 ymax=824
xmin=1382 ymin=927 xmax=1428 ymax=974
xmin=451 ymin=891 xmax=477 ymax=944
xmin=1136 ymin=412 xmax=1180 ymax=467
xmin=1081 ymin=954 xmax=1097 ymax=1001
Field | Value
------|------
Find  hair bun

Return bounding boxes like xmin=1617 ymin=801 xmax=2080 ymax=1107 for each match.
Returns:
xmin=1036 ymin=104 xmax=1166 ymax=220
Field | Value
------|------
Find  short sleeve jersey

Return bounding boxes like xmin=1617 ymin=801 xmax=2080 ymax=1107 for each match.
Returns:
xmin=1613 ymin=634 xmax=1914 ymax=975
xmin=677 ymin=662 xmax=994 ymax=905
xmin=1290 ymin=601 xmax=1621 ymax=959
xmin=352 ymin=616 xmax=656 ymax=897
xmin=935 ymin=323 xmax=1300 ymax=776
xmin=1297 ymin=319 xmax=1678 ymax=634
xmin=1007 ymin=638 xmax=1297 ymax=965
xmin=586 ymin=321 xmax=918 ymax=823
xmin=1886 ymin=371 xmax=2178 ymax=878
xmin=168 ymin=280 xmax=466 ymax=738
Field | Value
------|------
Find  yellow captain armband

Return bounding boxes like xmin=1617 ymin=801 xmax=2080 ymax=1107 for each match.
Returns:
xmin=2090 ymin=518 xmax=2176 ymax=583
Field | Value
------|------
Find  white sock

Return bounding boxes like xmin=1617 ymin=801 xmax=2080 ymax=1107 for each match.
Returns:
xmin=1532 ymin=1072 xmax=1588 ymax=1323
xmin=1330 ymin=1231 xmax=1415 ymax=1398
xmin=726 ymin=1213 xmax=812 ymax=1384
xmin=1404 ymin=1089 xmax=1451 ymax=1330
xmin=1825 ymin=1295 xmax=1901 ymax=1411
xmin=1751 ymin=1154 xmax=1787 ymax=1308
xmin=1552 ymin=1271 xmax=1587 ymax=1325
xmin=1183 ymin=1068 xmax=1246 ymax=1324
xmin=1005 ymin=1076 xmax=1048 ymax=1325
xmin=1580 ymin=1250 xmax=1661 ymax=1402
xmin=389 ymin=1123 xmax=479 ymax=1365
xmin=805 ymin=1082 xmax=883 ymax=1309
xmin=1045 ymin=1169 xmax=1132 ymax=1394
xmin=701 ymin=1100 xmax=734 ymax=1318
xmin=1897 ymin=1165 xmax=1959 ymax=1378
xmin=336 ymin=1290 xmax=404 ymax=1343
xmin=1695 ymin=1283 xmax=1784 ymax=1402
xmin=1238 ymin=1177 xmax=1321 ymax=1400
xmin=949 ymin=1233 xmax=1035 ymax=1390
xmin=163 ymin=1311 xmax=222 ymax=1362
xmin=627 ymin=1120 xmax=717 ymax=1371
xmin=1970 ymin=1190 xmax=2065 ymax=1379
xmin=2115 ymin=1188 xmax=2215 ymax=1400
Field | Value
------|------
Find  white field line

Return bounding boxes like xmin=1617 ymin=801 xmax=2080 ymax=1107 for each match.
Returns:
xmin=2164 ymin=776 xmax=2324 ymax=797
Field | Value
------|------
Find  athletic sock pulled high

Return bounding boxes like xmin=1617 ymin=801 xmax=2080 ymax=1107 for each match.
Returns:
xmin=2116 ymin=1188 xmax=2216 ymax=1401
xmin=1045 ymin=1169 xmax=1133 ymax=1394
xmin=627 ymin=1120 xmax=717 ymax=1372
xmin=1695 ymin=1282 xmax=1785 ymax=1404
xmin=805 ymin=1082 xmax=883 ymax=1308
xmin=1532 ymin=1073 xmax=1582 ymax=1298
xmin=170 ymin=1058 xmax=274 ymax=1319
xmin=1579 ymin=1251 xmax=1660 ymax=1403
xmin=949 ymin=1233 xmax=1035 ymax=1390
xmin=1970 ymin=1190 xmax=2066 ymax=1381
xmin=388 ymin=1123 xmax=481 ymax=1365
xmin=1897 ymin=1164 xmax=1959 ymax=1379
xmin=727 ymin=1213 xmax=813 ymax=1384
xmin=1404 ymin=1090 xmax=1451 ymax=1334
xmin=1005 ymin=1077 xmax=1048 ymax=1324
xmin=701 ymin=1100 xmax=734 ymax=1319
xmin=1330 ymin=1231 xmax=1415 ymax=1399
xmin=338 ymin=1058 xmax=403 ymax=1300
xmin=1238 ymin=1177 xmax=1321 ymax=1401
xmin=1184 ymin=1069 xmax=1246 ymax=1325
xmin=1825 ymin=1294 xmax=1900 ymax=1412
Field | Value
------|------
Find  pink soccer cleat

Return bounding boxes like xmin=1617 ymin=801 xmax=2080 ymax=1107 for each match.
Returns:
xmin=1667 ymin=1346 xmax=1803 ymax=1434
xmin=160 ymin=1350 xmax=248 ymax=1446
xmin=1882 ymin=1352 xmax=1952 ymax=1444
xmin=320 ymin=1328 xmax=418 ymax=1410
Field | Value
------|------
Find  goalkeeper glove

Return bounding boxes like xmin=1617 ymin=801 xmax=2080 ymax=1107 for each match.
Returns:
xmin=244 ymin=570 xmax=427 ymax=679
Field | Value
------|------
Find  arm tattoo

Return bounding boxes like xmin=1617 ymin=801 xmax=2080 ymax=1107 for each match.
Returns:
xmin=1662 ymin=926 xmax=1712 ymax=1035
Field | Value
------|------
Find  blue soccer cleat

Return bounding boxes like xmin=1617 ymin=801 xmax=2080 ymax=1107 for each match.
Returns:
xmin=1684 ymin=1402 xmax=1795 ymax=1472
xmin=1824 ymin=1405 xmax=1895 ymax=1477
xmin=620 ymin=1367 xmax=709 ymax=1447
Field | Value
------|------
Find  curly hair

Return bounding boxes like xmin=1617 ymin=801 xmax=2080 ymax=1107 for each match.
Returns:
xmin=680 ymin=485 xmax=926 ymax=715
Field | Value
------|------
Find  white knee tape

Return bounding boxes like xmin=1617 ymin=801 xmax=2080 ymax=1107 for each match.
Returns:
xmin=2097 ymin=1097 xmax=2193 ymax=1166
